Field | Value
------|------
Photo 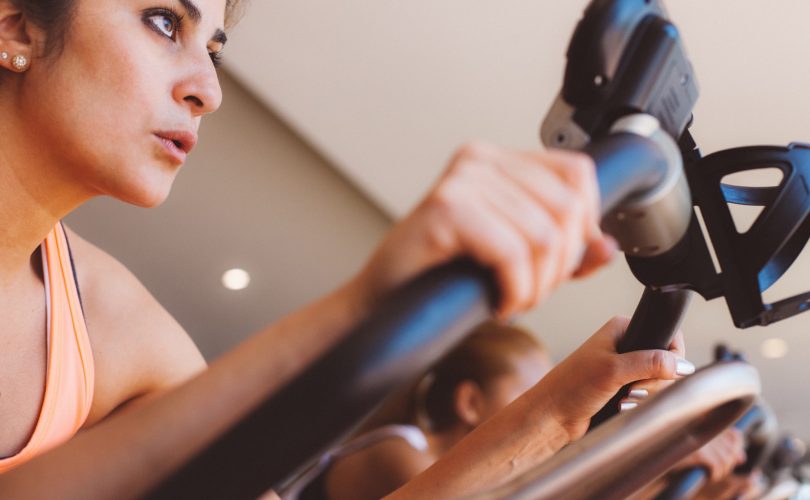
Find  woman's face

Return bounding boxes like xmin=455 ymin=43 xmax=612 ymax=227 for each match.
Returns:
xmin=478 ymin=349 xmax=553 ymax=422
xmin=16 ymin=0 xmax=226 ymax=207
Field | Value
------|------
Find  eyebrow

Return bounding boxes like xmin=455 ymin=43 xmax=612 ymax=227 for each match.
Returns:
xmin=178 ymin=0 xmax=228 ymax=46
xmin=212 ymin=29 xmax=228 ymax=46
xmin=179 ymin=0 xmax=202 ymax=22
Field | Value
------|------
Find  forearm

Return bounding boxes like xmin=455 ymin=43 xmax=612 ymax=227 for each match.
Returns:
xmin=0 ymin=277 xmax=372 ymax=499
xmin=388 ymin=385 xmax=570 ymax=499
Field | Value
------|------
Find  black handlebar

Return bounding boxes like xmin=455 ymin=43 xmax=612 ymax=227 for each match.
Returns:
xmin=587 ymin=132 xmax=669 ymax=211
xmin=589 ymin=287 xmax=692 ymax=429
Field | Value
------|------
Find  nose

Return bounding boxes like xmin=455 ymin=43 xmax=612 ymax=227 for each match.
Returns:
xmin=173 ymin=51 xmax=223 ymax=116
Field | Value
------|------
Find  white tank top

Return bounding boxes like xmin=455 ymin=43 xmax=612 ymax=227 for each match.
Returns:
xmin=280 ymin=424 xmax=428 ymax=499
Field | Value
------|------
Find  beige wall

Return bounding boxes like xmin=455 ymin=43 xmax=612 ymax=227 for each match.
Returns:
xmin=66 ymin=71 xmax=391 ymax=360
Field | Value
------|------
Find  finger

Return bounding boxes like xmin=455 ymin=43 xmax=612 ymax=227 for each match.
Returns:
xmin=598 ymin=315 xmax=632 ymax=344
xmin=530 ymin=149 xmax=610 ymax=279
xmin=432 ymin=175 xmax=535 ymax=316
xmin=704 ymin=449 xmax=724 ymax=482
xmin=572 ymin=234 xmax=618 ymax=278
xmin=617 ymin=349 xmax=696 ymax=383
xmin=471 ymin=165 xmax=569 ymax=310
xmin=668 ymin=329 xmax=686 ymax=358
xmin=627 ymin=378 xmax=675 ymax=398
xmin=625 ymin=379 xmax=655 ymax=400
xmin=450 ymin=143 xmax=599 ymax=286
xmin=451 ymin=142 xmax=585 ymax=214
xmin=485 ymin=148 xmax=591 ymax=278
xmin=729 ymin=429 xmax=747 ymax=465
xmin=530 ymin=148 xmax=600 ymax=233
xmin=698 ymin=438 xmax=731 ymax=482
xmin=715 ymin=431 xmax=742 ymax=478
xmin=625 ymin=385 xmax=650 ymax=401
xmin=618 ymin=397 xmax=639 ymax=412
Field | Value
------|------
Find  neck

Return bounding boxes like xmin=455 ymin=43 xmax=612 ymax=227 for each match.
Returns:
xmin=0 ymin=103 xmax=92 ymax=281
xmin=426 ymin=424 xmax=472 ymax=457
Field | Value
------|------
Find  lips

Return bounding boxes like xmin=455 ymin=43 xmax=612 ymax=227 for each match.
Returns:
xmin=155 ymin=130 xmax=197 ymax=154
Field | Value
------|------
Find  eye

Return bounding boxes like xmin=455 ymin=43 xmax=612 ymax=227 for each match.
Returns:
xmin=144 ymin=9 xmax=182 ymax=40
xmin=209 ymin=51 xmax=223 ymax=68
xmin=149 ymin=13 xmax=177 ymax=38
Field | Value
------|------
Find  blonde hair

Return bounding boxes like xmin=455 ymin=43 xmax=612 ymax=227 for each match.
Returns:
xmin=357 ymin=320 xmax=547 ymax=433
xmin=225 ymin=0 xmax=249 ymax=30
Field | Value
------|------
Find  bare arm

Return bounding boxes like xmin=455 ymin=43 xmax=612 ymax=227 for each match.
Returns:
xmin=389 ymin=317 xmax=693 ymax=499
xmin=0 ymin=273 xmax=373 ymax=499
xmin=390 ymin=390 xmax=570 ymax=498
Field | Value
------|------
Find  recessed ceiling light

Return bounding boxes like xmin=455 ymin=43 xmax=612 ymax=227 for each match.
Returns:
xmin=760 ymin=337 xmax=788 ymax=359
xmin=222 ymin=268 xmax=251 ymax=291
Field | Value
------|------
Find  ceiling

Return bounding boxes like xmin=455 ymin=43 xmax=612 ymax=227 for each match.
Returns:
xmin=219 ymin=1 xmax=810 ymax=442
xmin=224 ymin=0 xmax=810 ymax=216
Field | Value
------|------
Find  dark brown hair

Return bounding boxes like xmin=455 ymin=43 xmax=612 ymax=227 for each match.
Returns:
xmin=360 ymin=320 xmax=547 ymax=434
xmin=12 ymin=0 xmax=246 ymax=55
xmin=12 ymin=0 xmax=74 ymax=55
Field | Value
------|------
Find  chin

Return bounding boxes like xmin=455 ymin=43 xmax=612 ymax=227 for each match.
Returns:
xmin=108 ymin=169 xmax=177 ymax=208
xmin=130 ymin=188 xmax=172 ymax=208
xmin=134 ymin=181 xmax=175 ymax=208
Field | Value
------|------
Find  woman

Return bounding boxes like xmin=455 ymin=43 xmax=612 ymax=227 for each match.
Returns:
xmin=291 ymin=322 xmax=732 ymax=500
xmin=283 ymin=320 xmax=555 ymax=500
xmin=0 ymin=0 xmax=694 ymax=498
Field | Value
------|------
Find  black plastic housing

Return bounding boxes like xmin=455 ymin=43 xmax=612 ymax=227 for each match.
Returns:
xmin=689 ymin=143 xmax=810 ymax=327
xmin=564 ymin=0 xmax=698 ymax=140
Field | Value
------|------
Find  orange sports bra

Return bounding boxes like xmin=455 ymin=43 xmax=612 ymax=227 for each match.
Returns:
xmin=0 ymin=223 xmax=95 ymax=473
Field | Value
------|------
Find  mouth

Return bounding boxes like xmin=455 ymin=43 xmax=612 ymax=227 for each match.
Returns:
xmin=154 ymin=130 xmax=198 ymax=163
xmin=155 ymin=130 xmax=197 ymax=154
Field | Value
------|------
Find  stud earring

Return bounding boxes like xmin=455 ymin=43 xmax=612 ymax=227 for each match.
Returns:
xmin=11 ymin=54 xmax=28 ymax=71
xmin=0 ymin=52 xmax=8 ymax=61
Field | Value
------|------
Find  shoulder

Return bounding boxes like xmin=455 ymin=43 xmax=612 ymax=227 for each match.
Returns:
xmin=63 ymin=226 xmax=206 ymax=424
xmin=325 ymin=433 xmax=434 ymax=500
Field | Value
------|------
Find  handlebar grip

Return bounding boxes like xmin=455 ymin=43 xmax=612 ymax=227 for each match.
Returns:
xmin=587 ymin=132 xmax=669 ymax=213
xmin=589 ymin=287 xmax=693 ymax=430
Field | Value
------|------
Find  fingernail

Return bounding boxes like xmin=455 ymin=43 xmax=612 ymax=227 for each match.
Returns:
xmin=619 ymin=402 xmax=638 ymax=412
xmin=628 ymin=389 xmax=649 ymax=399
xmin=676 ymin=358 xmax=696 ymax=376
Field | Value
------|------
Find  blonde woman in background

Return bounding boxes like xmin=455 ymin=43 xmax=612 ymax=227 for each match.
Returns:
xmin=286 ymin=321 xmax=744 ymax=500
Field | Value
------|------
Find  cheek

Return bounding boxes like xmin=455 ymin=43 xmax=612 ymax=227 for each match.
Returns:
xmin=66 ymin=36 xmax=155 ymax=137
xmin=482 ymin=376 xmax=528 ymax=417
xmin=24 ymin=66 xmax=146 ymax=192
xmin=21 ymin=18 xmax=177 ymax=203
xmin=49 ymin=11 xmax=164 ymax=144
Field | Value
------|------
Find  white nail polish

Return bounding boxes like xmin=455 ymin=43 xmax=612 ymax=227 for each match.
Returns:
xmin=628 ymin=389 xmax=649 ymax=399
xmin=620 ymin=401 xmax=638 ymax=412
xmin=676 ymin=358 xmax=696 ymax=376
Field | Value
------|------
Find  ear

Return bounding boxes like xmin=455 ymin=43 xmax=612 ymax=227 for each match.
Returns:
xmin=453 ymin=380 xmax=485 ymax=428
xmin=0 ymin=1 xmax=39 ymax=72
